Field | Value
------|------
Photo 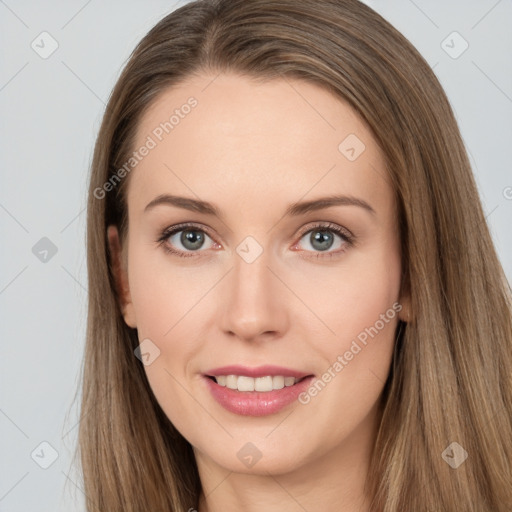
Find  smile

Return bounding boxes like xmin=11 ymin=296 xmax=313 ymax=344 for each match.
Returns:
xmin=203 ymin=365 xmax=315 ymax=416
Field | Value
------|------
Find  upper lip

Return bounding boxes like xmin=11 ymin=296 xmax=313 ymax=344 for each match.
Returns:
xmin=204 ymin=365 xmax=313 ymax=379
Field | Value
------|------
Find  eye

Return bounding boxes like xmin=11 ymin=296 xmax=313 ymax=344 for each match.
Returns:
xmin=157 ymin=221 xmax=354 ymax=259
xmin=293 ymin=222 xmax=354 ymax=258
xmin=157 ymin=223 xmax=217 ymax=258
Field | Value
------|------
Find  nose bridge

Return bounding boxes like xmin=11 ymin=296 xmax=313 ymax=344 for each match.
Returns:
xmin=220 ymin=240 xmax=288 ymax=340
xmin=233 ymin=247 xmax=272 ymax=302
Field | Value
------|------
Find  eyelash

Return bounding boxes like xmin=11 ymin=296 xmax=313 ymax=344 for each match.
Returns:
xmin=156 ymin=222 xmax=355 ymax=260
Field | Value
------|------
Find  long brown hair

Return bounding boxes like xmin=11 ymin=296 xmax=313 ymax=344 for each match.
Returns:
xmin=77 ymin=0 xmax=512 ymax=510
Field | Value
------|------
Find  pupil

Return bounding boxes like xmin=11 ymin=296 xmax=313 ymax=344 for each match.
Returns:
xmin=181 ymin=230 xmax=204 ymax=250
xmin=311 ymin=230 xmax=333 ymax=251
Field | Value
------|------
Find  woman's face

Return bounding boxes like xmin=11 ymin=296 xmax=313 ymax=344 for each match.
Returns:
xmin=109 ymin=72 xmax=408 ymax=477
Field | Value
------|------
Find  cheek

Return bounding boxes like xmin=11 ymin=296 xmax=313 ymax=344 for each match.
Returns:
xmin=127 ymin=239 xmax=210 ymax=338
xmin=292 ymin=240 xmax=402 ymax=353
xmin=125 ymin=244 xmax=218 ymax=431
xmin=127 ymin=266 xmax=204 ymax=439
xmin=295 ymin=243 xmax=402 ymax=432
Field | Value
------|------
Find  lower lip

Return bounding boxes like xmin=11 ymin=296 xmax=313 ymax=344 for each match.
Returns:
xmin=203 ymin=375 xmax=315 ymax=416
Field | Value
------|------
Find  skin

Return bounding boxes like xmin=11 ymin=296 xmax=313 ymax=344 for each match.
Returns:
xmin=108 ymin=72 xmax=410 ymax=512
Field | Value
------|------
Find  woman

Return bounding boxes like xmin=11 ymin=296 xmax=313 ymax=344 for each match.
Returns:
xmin=78 ymin=0 xmax=512 ymax=510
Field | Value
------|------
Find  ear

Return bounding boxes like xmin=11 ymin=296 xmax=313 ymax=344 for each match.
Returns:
xmin=107 ymin=225 xmax=137 ymax=328
xmin=397 ymin=289 xmax=412 ymax=323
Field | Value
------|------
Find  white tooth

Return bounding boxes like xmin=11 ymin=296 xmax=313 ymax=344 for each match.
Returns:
xmin=272 ymin=375 xmax=285 ymax=390
xmin=216 ymin=374 xmax=298 ymax=391
xmin=255 ymin=376 xmax=273 ymax=392
xmin=237 ymin=376 xmax=255 ymax=391
xmin=284 ymin=376 xmax=296 ymax=387
xmin=225 ymin=375 xmax=238 ymax=390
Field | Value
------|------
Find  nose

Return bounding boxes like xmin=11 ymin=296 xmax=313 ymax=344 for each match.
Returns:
xmin=219 ymin=247 xmax=290 ymax=342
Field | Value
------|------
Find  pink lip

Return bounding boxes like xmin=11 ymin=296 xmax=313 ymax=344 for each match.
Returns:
xmin=204 ymin=364 xmax=311 ymax=379
xmin=202 ymin=366 xmax=315 ymax=416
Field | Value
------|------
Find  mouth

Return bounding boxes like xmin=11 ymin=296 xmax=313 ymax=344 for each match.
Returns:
xmin=202 ymin=365 xmax=315 ymax=416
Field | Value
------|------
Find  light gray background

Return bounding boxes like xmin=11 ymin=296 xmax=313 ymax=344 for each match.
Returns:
xmin=1 ymin=1 xmax=511 ymax=510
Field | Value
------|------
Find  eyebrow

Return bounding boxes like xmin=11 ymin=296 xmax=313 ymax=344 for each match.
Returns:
xmin=144 ymin=193 xmax=376 ymax=217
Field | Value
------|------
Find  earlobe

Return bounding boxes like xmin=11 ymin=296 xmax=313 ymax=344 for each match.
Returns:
xmin=398 ymin=293 xmax=412 ymax=323
xmin=107 ymin=225 xmax=137 ymax=328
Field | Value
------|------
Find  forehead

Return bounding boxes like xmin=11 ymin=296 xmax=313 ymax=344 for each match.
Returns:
xmin=128 ymin=72 xmax=391 ymax=218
